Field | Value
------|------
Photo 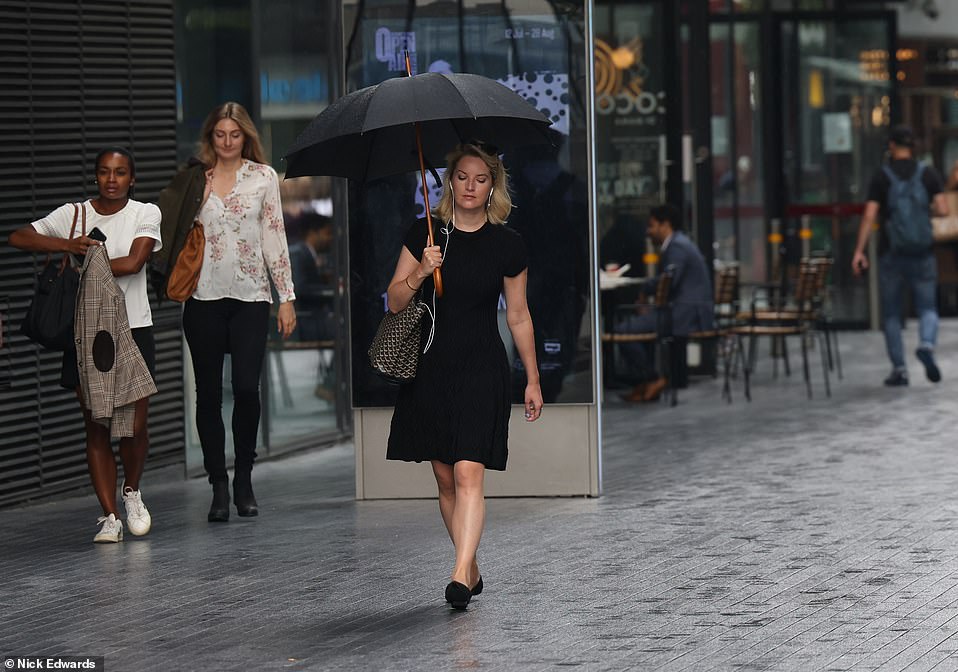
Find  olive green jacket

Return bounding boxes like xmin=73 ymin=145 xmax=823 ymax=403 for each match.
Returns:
xmin=150 ymin=159 xmax=206 ymax=302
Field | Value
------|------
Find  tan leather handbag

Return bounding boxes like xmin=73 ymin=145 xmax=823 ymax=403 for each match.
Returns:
xmin=166 ymin=221 xmax=205 ymax=302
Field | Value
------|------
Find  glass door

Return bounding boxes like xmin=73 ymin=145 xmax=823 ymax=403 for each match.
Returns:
xmin=593 ymin=0 xmax=673 ymax=278
xmin=708 ymin=15 xmax=767 ymax=284
xmin=778 ymin=13 xmax=895 ymax=326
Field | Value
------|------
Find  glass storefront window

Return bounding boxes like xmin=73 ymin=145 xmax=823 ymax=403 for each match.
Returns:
xmin=593 ymin=0 xmax=665 ymax=279
xmin=780 ymin=17 xmax=892 ymax=326
xmin=783 ymin=19 xmax=891 ymax=206
xmin=174 ymin=1 xmax=254 ymax=162
xmin=256 ymin=0 xmax=343 ymax=448
xmin=710 ymin=20 xmax=766 ymax=282
xmin=710 ymin=0 xmax=765 ymax=13
xmin=175 ymin=0 xmax=347 ymax=474
xmin=344 ymin=0 xmax=594 ymax=407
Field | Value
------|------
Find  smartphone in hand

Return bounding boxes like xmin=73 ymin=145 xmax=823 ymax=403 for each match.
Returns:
xmin=88 ymin=227 xmax=107 ymax=242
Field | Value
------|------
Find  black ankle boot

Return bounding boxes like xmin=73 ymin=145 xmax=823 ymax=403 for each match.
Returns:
xmin=208 ymin=480 xmax=230 ymax=522
xmin=233 ymin=474 xmax=259 ymax=517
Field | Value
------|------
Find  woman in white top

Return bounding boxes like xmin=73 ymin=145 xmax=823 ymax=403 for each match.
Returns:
xmin=9 ymin=147 xmax=162 ymax=543
xmin=178 ymin=102 xmax=296 ymax=522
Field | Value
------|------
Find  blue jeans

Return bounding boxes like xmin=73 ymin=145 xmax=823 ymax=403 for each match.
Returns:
xmin=878 ymin=251 xmax=938 ymax=370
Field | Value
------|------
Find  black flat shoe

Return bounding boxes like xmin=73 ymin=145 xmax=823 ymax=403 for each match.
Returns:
xmin=471 ymin=576 xmax=483 ymax=596
xmin=233 ymin=478 xmax=259 ymax=517
xmin=208 ymin=480 xmax=230 ymax=522
xmin=445 ymin=581 xmax=472 ymax=609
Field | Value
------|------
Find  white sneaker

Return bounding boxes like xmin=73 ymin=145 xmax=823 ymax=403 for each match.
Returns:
xmin=94 ymin=514 xmax=124 ymax=543
xmin=122 ymin=485 xmax=152 ymax=536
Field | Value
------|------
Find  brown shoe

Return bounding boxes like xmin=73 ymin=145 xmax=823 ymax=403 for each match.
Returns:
xmin=620 ymin=382 xmax=649 ymax=402
xmin=641 ymin=377 xmax=667 ymax=402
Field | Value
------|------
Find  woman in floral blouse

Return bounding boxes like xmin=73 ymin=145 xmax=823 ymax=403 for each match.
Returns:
xmin=182 ymin=102 xmax=296 ymax=522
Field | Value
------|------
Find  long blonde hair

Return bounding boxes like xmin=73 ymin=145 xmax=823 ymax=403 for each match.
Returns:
xmin=434 ymin=141 xmax=512 ymax=225
xmin=196 ymin=101 xmax=267 ymax=167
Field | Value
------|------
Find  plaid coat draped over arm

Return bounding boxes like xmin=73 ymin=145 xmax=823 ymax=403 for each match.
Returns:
xmin=75 ymin=245 xmax=157 ymax=439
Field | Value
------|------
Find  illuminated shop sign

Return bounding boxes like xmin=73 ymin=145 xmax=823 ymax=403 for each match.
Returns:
xmin=594 ymin=37 xmax=665 ymax=122
xmin=859 ymin=49 xmax=889 ymax=81
xmin=370 ymin=21 xmax=570 ymax=136
xmin=375 ymin=27 xmax=415 ymax=71
xmin=894 ymin=40 xmax=958 ymax=88
xmin=260 ymin=60 xmax=329 ymax=119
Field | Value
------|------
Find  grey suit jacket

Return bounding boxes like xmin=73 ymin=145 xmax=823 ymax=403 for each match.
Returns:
xmin=659 ymin=232 xmax=715 ymax=336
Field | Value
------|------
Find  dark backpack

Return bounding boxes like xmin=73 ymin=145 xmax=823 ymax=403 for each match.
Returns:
xmin=882 ymin=163 xmax=932 ymax=255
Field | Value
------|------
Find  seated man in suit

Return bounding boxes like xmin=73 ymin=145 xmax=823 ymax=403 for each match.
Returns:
xmin=288 ymin=213 xmax=337 ymax=400
xmin=618 ymin=203 xmax=715 ymax=401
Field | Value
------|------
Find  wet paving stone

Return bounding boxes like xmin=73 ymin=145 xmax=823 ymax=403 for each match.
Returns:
xmin=2 ymin=325 xmax=958 ymax=670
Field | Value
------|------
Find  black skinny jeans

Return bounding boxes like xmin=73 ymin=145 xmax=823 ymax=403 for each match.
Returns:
xmin=183 ymin=298 xmax=269 ymax=484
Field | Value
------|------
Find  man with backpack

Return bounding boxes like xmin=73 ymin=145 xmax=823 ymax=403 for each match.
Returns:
xmin=852 ymin=125 xmax=949 ymax=386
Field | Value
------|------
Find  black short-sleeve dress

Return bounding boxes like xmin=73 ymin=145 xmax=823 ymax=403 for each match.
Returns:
xmin=386 ymin=217 xmax=528 ymax=470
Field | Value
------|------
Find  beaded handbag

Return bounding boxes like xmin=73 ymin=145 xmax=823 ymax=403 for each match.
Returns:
xmin=368 ymin=294 xmax=428 ymax=383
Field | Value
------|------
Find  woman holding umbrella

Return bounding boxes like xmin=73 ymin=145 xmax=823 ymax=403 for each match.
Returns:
xmin=385 ymin=140 xmax=543 ymax=609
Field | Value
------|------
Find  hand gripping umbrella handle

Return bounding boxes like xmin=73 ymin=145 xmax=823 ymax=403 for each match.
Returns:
xmin=416 ymin=125 xmax=443 ymax=298
xmin=406 ymin=51 xmax=443 ymax=297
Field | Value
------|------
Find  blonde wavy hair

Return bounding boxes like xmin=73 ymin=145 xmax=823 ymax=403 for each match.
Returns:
xmin=196 ymin=101 xmax=267 ymax=167
xmin=434 ymin=141 xmax=512 ymax=225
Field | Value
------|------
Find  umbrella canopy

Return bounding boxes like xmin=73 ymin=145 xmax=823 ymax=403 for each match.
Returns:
xmin=283 ymin=72 xmax=554 ymax=181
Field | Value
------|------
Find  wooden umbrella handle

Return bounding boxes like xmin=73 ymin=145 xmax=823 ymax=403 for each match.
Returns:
xmin=405 ymin=51 xmax=443 ymax=297
xmin=415 ymin=124 xmax=443 ymax=297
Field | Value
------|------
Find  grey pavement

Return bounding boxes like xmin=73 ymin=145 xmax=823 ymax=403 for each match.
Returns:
xmin=3 ymin=323 xmax=958 ymax=671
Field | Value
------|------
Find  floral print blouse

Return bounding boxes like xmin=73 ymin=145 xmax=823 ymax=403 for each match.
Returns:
xmin=194 ymin=160 xmax=296 ymax=304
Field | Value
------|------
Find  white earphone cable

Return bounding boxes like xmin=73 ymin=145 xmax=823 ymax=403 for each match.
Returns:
xmin=422 ymin=209 xmax=453 ymax=354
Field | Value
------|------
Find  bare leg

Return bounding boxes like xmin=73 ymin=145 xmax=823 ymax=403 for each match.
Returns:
xmin=431 ymin=460 xmax=456 ymax=540
xmin=450 ymin=460 xmax=485 ymax=588
xmin=117 ymin=397 xmax=149 ymax=491
xmin=76 ymin=388 xmax=118 ymax=517
xmin=431 ymin=460 xmax=480 ymax=583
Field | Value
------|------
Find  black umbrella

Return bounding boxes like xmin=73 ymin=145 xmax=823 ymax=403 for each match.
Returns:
xmin=283 ymin=71 xmax=554 ymax=182
xmin=284 ymin=64 xmax=553 ymax=296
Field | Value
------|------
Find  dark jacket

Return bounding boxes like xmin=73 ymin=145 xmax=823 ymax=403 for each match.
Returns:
xmin=659 ymin=231 xmax=715 ymax=336
xmin=151 ymin=159 xmax=206 ymax=302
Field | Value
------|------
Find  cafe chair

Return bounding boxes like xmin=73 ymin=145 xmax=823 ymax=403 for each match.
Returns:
xmin=741 ymin=257 xmax=840 ymax=381
xmin=730 ymin=262 xmax=831 ymax=399
xmin=810 ymin=257 xmax=842 ymax=379
xmin=686 ymin=264 xmax=750 ymax=403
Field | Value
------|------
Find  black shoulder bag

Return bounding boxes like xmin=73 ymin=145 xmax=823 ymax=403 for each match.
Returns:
xmin=20 ymin=203 xmax=86 ymax=351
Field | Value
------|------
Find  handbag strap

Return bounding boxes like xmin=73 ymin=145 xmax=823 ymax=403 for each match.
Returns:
xmin=57 ymin=203 xmax=86 ymax=273
xmin=68 ymin=203 xmax=80 ymax=239
xmin=56 ymin=204 xmax=82 ymax=272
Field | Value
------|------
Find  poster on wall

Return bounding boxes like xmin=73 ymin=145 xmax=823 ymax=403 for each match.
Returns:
xmin=822 ymin=112 xmax=852 ymax=154
xmin=349 ymin=10 xmax=592 ymax=407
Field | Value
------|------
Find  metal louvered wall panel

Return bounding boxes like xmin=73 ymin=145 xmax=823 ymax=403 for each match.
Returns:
xmin=0 ymin=1 xmax=183 ymax=508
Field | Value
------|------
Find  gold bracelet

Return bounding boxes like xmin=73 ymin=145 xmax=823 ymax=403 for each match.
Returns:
xmin=404 ymin=276 xmax=420 ymax=291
